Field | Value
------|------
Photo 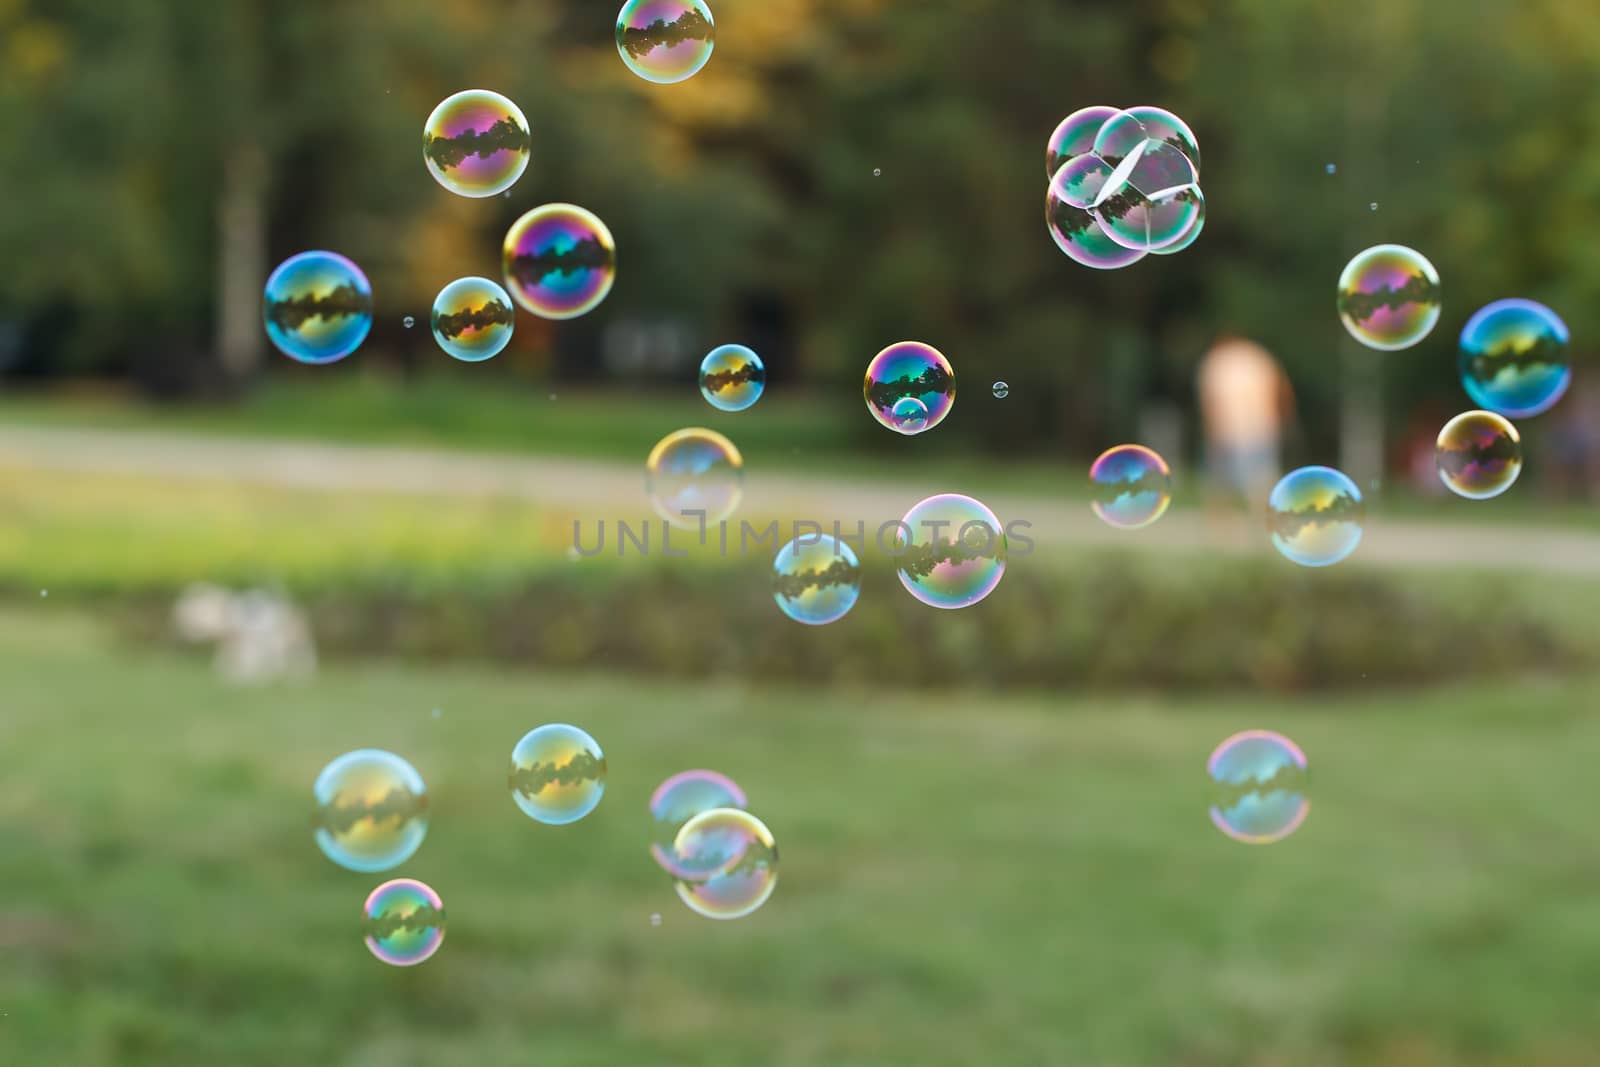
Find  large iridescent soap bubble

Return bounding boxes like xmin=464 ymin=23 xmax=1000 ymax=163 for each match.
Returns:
xmin=502 ymin=203 xmax=616 ymax=320
xmin=616 ymin=0 xmax=715 ymax=84
xmin=422 ymin=89 xmax=531 ymax=198
xmin=263 ymin=251 xmax=372 ymax=365
xmin=1267 ymin=466 xmax=1365 ymax=567
xmin=863 ymin=341 xmax=955 ymax=435
xmin=1092 ymin=140 xmax=1204 ymax=253
xmin=672 ymin=808 xmax=778 ymax=920
xmin=646 ymin=427 xmax=743 ymax=527
xmin=313 ymin=749 xmax=428 ymax=873
xmin=1207 ymin=730 xmax=1309 ymax=845
xmin=1121 ymin=105 xmax=1200 ymax=174
xmin=699 ymin=343 xmax=765 ymax=412
xmin=1458 ymin=298 xmax=1570 ymax=418
xmin=1046 ymin=184 xmax=1146 ymax=270
xmin=1336 ymin=244 xmax=1441 ymax=351
xmin=894 ymin=493 xmax=1007 ymax=609
xmin=1045 ymin=105 xmax=1119 ymax=177
xmin=649 ymin=770 xmax=747 ymax=879
xmin=1436 ymin=410 xmax=1521 ymax=500
xmin=431 ymin=276 xmax=515 ymax=362
xmin=772 ymin=535 xmax=862 ymax=625
xmin=1089 ymin=444 xmax=1172 ymax=529
xmin=363 ymin=878 xmax=446 ymax=966
xmin=508 ymin=723 xmax=607 ymax=825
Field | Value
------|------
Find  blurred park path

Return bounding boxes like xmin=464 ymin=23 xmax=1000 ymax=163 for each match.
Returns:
xmin=5 ymin=423 xmax=1600 ymax=575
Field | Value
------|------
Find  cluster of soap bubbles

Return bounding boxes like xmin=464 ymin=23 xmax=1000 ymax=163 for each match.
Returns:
xmin=1335 ymin=244 xmax=1571 ymax=511
xmin=649 ymin=769 xmax=778 ymax=919
xmin=1045 ymin=105 xmax=1204 ymax=269
xmin=263 ymin=88 xmax=616 ymax=367
xmin=312 ymin=724 xmax=609 ymax=966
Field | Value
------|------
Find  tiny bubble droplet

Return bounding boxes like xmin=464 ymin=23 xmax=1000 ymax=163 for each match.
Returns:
xmin=649 ymin=913 xmax=662 ymax=926
xmin=872 ymin=168 xmax=881 ymax=177
xmin=991 ymin=380 xmax=1010 ymax=399
xmin=1325 ymin=163 xmax=1336 ymax=175
xmin=1369 ymin=202 xmax=1379 ymax=212
xmin=40 ymin=589 xmax=48 ymax=598
xmin=431 ymin=707 xmax=442 ymax=720
xmin=403 ymin=316 xmax=415 ymax=329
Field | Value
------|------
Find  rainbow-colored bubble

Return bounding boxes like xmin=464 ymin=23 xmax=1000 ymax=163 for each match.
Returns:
xmin=423 ymin=89 xmax=531 ymax=199
xmin=431 ymin=276 xmax=514 ymax=363
xmin=1089 ymin=444 xmax=1172 ymax=529
xmin=508 ymin=723 xmax=607 ymax=825
xmin=1267 ymin=466 xmax=1365 ymax=568
xmin=363 ymin=878 xmax=445 ymax=966
xmin=645 ymin=427 xmax=744 ymax=527
xmin=864 ymin=341 xmax=955 ymax=435
xmin=894 ymin=493 xmax=1007 ymax=609
xmin=502 ymin=203 xmax=616 ymax=320
xmin=772 ymin=535 xmax=862 ymax=626
xmin=672 ymin=808 xmax=778 ymax=920
xmin=1458 ymin=298 xmax=1571 ymax=418
xmin=649 ymin=770 xmax=748 ymax=879
xmin=1122 ymin=105 xmax=1201 ymax=174
xmin=616 ymin=0 xmax=715 ymax=85
xmin=1046 ymin=185 xmax=1146 ymax=270
xmin=699 ymin=344 xmax=765 ymax=412
xmin=1436 ymin=410 xmax=1522 ymax=500
xmin=1336 ymin=244 xmax=1441 ymax=351
xmin=1207 ymin=730 xmax=1309 ymax=845
xmin=313 ymin=749 xmax=428 ymax=873
xmin=263 ymin=251 xmax=372 ymax=365
xmin=1093 ymin=142 xmax=1204 ymax=253
xmin=1045 ymin=105 xmax=1119 ymax=177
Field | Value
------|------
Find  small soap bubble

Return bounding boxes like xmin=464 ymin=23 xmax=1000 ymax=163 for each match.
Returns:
xmin=1369 ymin=202 xmax=1379 ymax=211
xmin=502 ymin=203 xmax=616 ymax=320
xmin=431 ymin=276 xmax=515 ymax=362
xmin=991 ymin=380 xmax=1009 ymax=399
xmin=1089 ymin=444 xmax=1172 ymax=529
xmin=39 ymin=589 xmax=47 ymax=598
xmin=1336 ymin=244 xmax=1441 ymax=351
xmin=1436 ymin=410 xmax=1522 ymax=499
xmin=863 ymin=341 xmax=955 ymax=435
xmin=699 ymin=344 xmax=765 ymax=412
xmin=671 ymin=808 xmax=779 ymax=920
xmin=1458 ymin=298 xmax=1570 ymax=418
xmin=646 ymin=427 xmax=744 ymax=527
xmin=263 ymin=251 xmax=373 ymax=365
xmin=650 ymin=769 xmax=748 ymax=878
xmin=423 ymin=89 xmax=531 ymax=199
xmin=773 ymin=535 xmax=861 ymax=626
xmin=616 ymin=0 xmax=715 ymax=84
xmin=1326 ymin=163 xmax=1337 ymax=174
xmin=1207 ymin=730 xmax=1309 ymax=845
xmin=508 ymin=723 xmax=607 ymax=825
xmin=313 ymin=750 xmax=429 ymax=872
xmin=873 ymin=168 xmax=881 ymax=177
xmin=363 ymin=878 xmax=445 ymax=966
xmin=402 ymin=316 xmax=415 ymax=329
xmin=1268 ymin=466 xmax=1365 ymax=567
xmin=894 ymin=493 xmax=1007 ymax=609
xmin=650 ymin=913 xmax=663 ymax=926
xmin=431 ymin=707 xmax=442 ymax=720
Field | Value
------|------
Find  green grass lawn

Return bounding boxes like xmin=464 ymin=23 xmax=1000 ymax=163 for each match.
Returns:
xmin=3 ymin=608 xmax=1599 ymax=1066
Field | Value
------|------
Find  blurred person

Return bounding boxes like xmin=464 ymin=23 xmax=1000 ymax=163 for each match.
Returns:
xmin=1196 ymin=335 xmax=1292 ymax=511
xmin=1545 ymin=379 xmax=1600 ymax=501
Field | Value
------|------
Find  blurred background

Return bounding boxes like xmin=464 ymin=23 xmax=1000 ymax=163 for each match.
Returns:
xmin=3 ymin=0 xmax=1600 ymax=1063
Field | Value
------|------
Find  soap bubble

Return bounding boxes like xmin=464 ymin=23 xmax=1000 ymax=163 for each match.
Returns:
xmin=508 ymin=723 xmax=607 ymax=825
xmin=1458 ymin=298 xmax=1571 ymax=418
xmin=1325 ymin=163 xmax=1337 ymax=175
xmin=1336 ymin=244 xmax=1440 ymax=350
xmin=863 ymin=341 xmax=955 ymax=435
xmin=363 ymin=878 xmax=446 ymax=966
xmin=263 ymin=251 xmax=372 ymax=365
xmin=1046 ymin=105 xmax=1119 ymax=177
xmin=1046 ymin=186 xmax=1146 ymax=270
xmin=649 ymin=769 xmax=747 ymax=878
xmin=699 ymin=344 xmax=765 ymax=412
xmin=1268 ymin=466 xmax=1365 ymax=567
xmin=402 ymin=316 xmax=415 ymax=329
xmin=1089 ymin=444 xmax=1172 ymax=529
xmin=894 ymin=493 xmax=1007 ymax=609
xmin=616 ymin=0 xmax=715 ymax=84
xmin=422 ymin=89 xmax=531 ymax=198
xmin=872 ymin=167 xmax=881 ymax=177
xmin=1207 ymin=730 xmax=1309 ymax=845
xmin=1122 ymin=105 xmax=1200 ymax=174
xmin=1091 ymin=109 xmax=1150 ymax=166
xmin=672 ymin=808 xmax=778 ymax=920
xmin=502 ymin=203 xmax=616 ymax=319
xmin=991 ymin=380 xmax=1009 ymax=398
xmin=1151 ymin=196 xmax=1205 ymax=255
xmin=1092 ymin=140 xmax=1203 ymax=253
xmin=430 ymin=276 xmax=515 ymax=362
xmin=1049 ymin=152 xmax=1115 ymax=210
xmin=313 ymin=749 xmax=428 ymax=873
xmin=772 ymin=535 xmax=861 ymax=626
xmin=1436 ymin=410 xmax=1522 ymax=500
xmin=646 ymin=427 xmax=744 ymax=527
